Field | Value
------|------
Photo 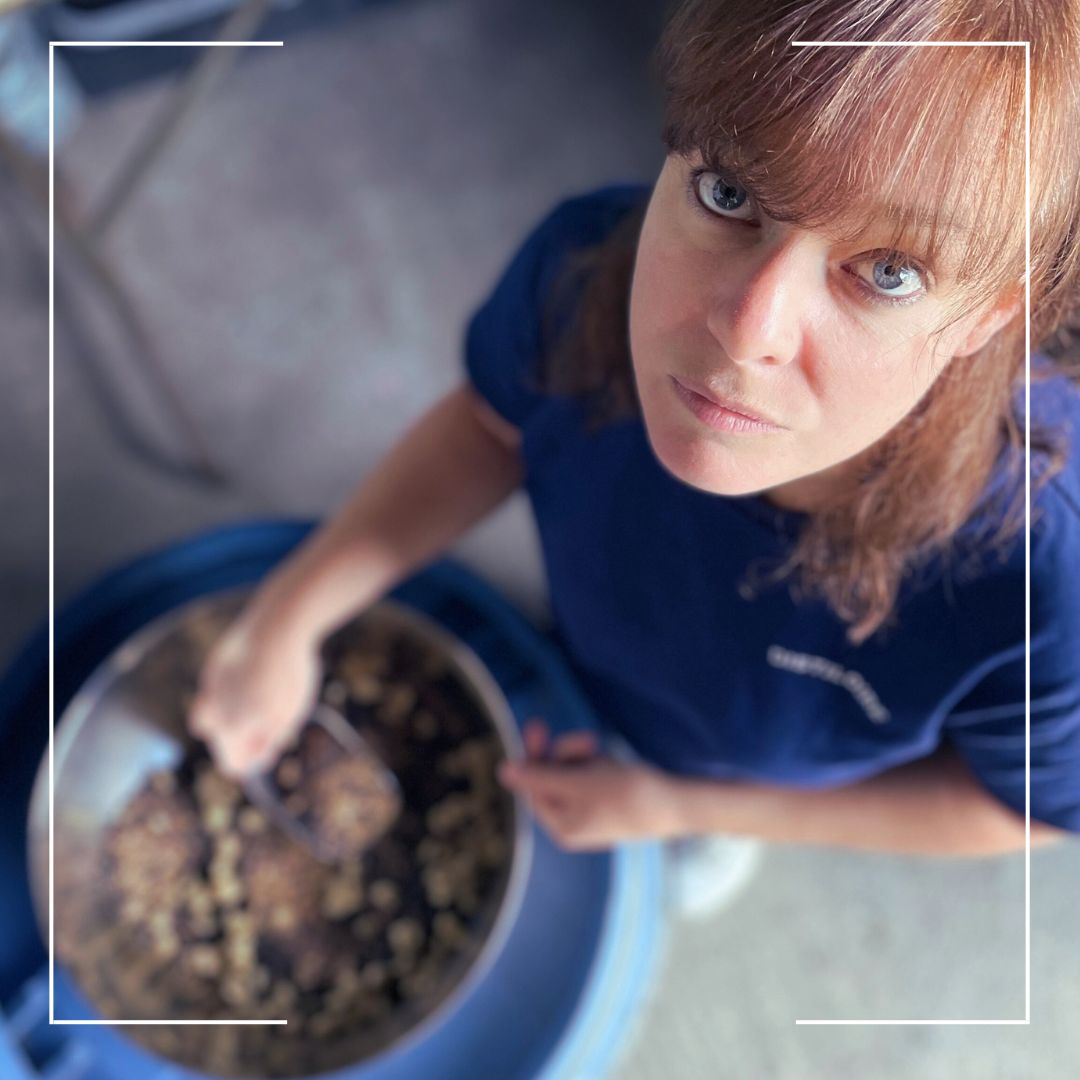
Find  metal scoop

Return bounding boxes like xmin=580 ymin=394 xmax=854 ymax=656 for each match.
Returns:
xmin=243 ymin=703 xmax=402 ymax=863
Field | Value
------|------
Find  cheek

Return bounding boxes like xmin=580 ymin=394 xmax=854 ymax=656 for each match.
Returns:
xmin=807 ymin=321 xmax=945 ymax=443
xmin=629 ymin=223 xmax=711 ymax=364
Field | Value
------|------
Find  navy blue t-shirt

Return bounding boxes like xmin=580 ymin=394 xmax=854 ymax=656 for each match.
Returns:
xmin=464 ymin=184 xmax=1080 ymax=834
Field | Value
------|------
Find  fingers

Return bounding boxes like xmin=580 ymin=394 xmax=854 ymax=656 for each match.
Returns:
xmin=524 ymin=718 xmax=549 ymax=759
xmin=521 ymin=720 xmax=598 ymax=763
xmin=498 ymin=759 xmax=580 ymax=799
xmin=551 ymin=731 xmax=598 ymax=763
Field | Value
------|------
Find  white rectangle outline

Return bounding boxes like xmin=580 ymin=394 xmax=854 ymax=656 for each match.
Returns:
xmin=787 ymin=39 xmax=1032 ymax=1026
xmin=48 ymin=38 xmax=288 ymax=1026
xmin=46 ymin=34 xmax=1034 ymax=1033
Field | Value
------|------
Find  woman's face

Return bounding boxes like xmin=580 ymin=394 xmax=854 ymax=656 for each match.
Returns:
xmin=628 ymin=153 xmax=1014 ymax=509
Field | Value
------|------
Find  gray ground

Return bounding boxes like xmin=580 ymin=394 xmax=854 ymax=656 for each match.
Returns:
xmin=1 ymin=1 xmax=1076 ymax=1076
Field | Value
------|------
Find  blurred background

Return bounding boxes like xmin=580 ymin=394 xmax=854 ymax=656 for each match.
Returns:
xmin=0 ymin=1 xmax=1077 ymax=1077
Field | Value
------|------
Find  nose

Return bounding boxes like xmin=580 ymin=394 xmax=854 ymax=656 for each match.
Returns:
xmin=705 ymin=235 xmax=809 ymax=368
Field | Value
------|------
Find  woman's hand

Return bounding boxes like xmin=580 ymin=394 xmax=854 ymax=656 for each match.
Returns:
xmin=188 ymin=605 xmax=322 ymax=780
xmin=497 ymin=719 xmax=685 ymax=850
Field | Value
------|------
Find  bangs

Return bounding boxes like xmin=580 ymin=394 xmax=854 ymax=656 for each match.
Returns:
xmin=657 ymin=0 xmax=1050 ymax=315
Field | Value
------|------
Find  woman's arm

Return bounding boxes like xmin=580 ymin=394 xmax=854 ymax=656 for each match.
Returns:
xmin=668 ymin=743 xmax=1068 ymax=855
xmin=191 ymin=385 xmax=522 ymax=775
xmin=499 ymin=734 xmax=1071 ymax=855
xmin=250 ymin=385 xmax=523 ymax=641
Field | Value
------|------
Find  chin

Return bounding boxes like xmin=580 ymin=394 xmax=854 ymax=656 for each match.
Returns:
xmin=640 ymin=407 xmax=770 ymax=497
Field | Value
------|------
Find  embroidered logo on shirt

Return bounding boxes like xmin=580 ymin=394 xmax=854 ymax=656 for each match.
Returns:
xmin=766 ymin=645 xmax=891 ymax=724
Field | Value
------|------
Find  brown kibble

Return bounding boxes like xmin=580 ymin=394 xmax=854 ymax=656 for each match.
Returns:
xmin=152 ymin=932 xmax=179 ymax=960
xmin=413 ymin=709 xmax=439 ymax=741
xmin=202 ymin=803 xmax=231 ymax=834
xmin=422 ymin=867 xmax=454 ymax=908
xmin=221 ymin=975 xmax=254 ymax=1007
xmin=268 ymin=904 xmax=298 ymax=933
xmin=380 ymin=684 xmax=417 ymax=724
xmin=350 ymin=912 xmax=382 ymax=941
xmin=359 ymin=960 xmax=387 ymax=990
xmin=321 ymin=876 xmax=363 ymax=920
xmin=237 ymin=807 xmax=266 ymax=834
xmin=186 ymin=945 xmax=222 ymax=978
xmin=210 ymin=875 xmax=243 ymax=907
xmin=351 ymin=673 xmax=382 ymax=704
xmin=400 ymin=968 xmax=439 ymax=1000
xmin=387 ymin=917 xmax=424 ymax=953
xmin=276 ymin=757 xmax=302 ymax=790
xmin=149 ymin=770 xmax=177 ymax=796
xmin=216 ymin=832 xmax=242 ymax=860
xmin=433 ymin=911 xmax=467 ymax=946
xmin=294 ymin=950 xmax=329 ymax=991
xmin=369 ymin=879 xmax=400 ymax=913
xmin=307 ymin=1011 xmax=339 ymax=1039
xmin=481 ymin=835 xmax=509 ymax=866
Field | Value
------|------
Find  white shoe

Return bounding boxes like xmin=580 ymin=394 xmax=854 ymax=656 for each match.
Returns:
xmin=663 ymin=835 xmax=764 ymax=921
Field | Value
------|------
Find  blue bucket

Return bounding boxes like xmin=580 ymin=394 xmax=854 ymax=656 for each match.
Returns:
xmin=0 ymin=522 xmax=664 ymax=1080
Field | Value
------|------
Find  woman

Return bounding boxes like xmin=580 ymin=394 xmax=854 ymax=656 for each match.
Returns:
xmin=192 ymin=0 xmax=1080 ymax=874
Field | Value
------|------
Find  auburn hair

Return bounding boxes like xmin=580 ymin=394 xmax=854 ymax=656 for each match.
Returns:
xmin=542 ymin=0 xmax=1080 ymax=643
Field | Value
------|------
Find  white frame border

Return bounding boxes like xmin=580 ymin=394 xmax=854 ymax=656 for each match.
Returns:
xmin=46 ymin=31 xmax=1034 ymax=1034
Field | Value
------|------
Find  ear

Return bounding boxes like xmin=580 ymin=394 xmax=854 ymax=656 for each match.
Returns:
xmin=951 ymin=286 xmax=1023 ymax=358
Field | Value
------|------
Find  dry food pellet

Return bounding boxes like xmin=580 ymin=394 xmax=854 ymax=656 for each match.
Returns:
xmin=351 ymin=673 xmax=382 ymax=704
xmin=481 ymin=835 xmax=509 ymax=865
xmin=350 ymin=912 xmax=382 ymax=941
xmin=417 ymin=837 xmax=446 ymax=863
xmin=151 ymin=933 xmax=179 ymax=960
xmin=269 ymin=904 xmax=299 ymax=933
xmin=433 ymin=912 xmax=467 ymax=946
xmin=201 ymin=804 xmax=231 ymax=833
xmin=413 ymin=709 xmax=439 ymax=741
xmin=276 ymin=757 xmax=302 ymax=790
xmin=422 ymin=866 xmax=454 ymax=908
xmin=186 ymin=945 xmax=222 ymax=977
xmin=400 ymin=968 xmax=439 ymax=1000
xmin=294 ymin=951 xmax=328 ymax=991
xmin=380 ymin=685 xmax=417 ymax=723
xmin=215 ymin=832 xmax=242 ymax=860
xmin=307 ymin=1012 xmax=339 ymax=1039
xmin=220 ymin=975 xmax=254 ymax=1007
xmin=387 ymin=917 xmax=424 ymax=953
xmin=320 ymin=877 xmax=364 ymax=920
xmin=359 ymin=960 xmax=387 ymax=990
xmin=368 ymin=879 xmax=400 ymax=913
xmin=210 ymin=876 xmax=243 ymax=908
xmin=237 ymin=806 xmax=267 ymax=834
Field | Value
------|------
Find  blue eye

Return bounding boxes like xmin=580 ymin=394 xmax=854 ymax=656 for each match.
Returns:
xmin=694 ymin=170 xmax=755 ymax=221
xmin=854 ymin=256 xmax=926 ymax=301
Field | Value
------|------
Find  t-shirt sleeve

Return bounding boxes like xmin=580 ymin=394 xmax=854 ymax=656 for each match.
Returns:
xmin=943 ymin=488 xmax=1080 ymax=834
xmin=462 ymin=201 xmax=575 ymax=429
xmin=463 ymin=185 xmax=648 ymax=429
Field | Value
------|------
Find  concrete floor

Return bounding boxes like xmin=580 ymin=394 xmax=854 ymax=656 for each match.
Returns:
xmin=1 ymin=1 xmax=1077 ymax=1076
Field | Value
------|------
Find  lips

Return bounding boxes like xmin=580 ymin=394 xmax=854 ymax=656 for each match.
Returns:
xmin=669 ymin=376 xmax=785 ymax=433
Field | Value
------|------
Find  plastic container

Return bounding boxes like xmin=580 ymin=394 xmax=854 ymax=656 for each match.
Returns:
xmin=0 ymin=521 xmax=664 ymax=1080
